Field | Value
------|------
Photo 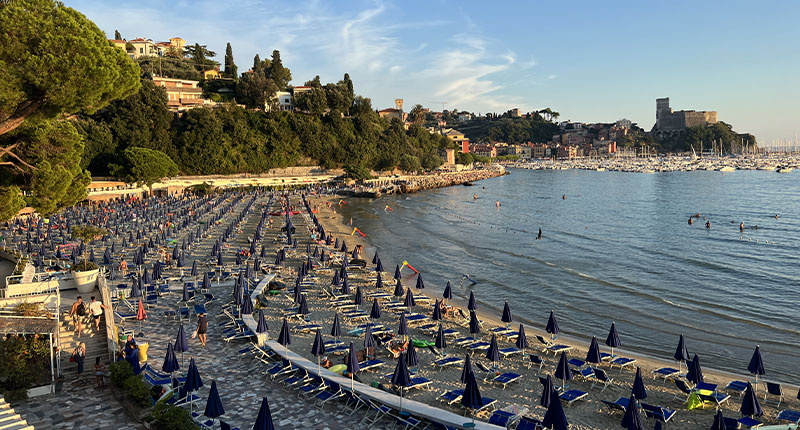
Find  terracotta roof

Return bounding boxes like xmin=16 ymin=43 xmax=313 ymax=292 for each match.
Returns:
xmin=379 ymin=108 xmax=400 ymax=113
xmin=108 ymin=39 xmax=125 ymax=43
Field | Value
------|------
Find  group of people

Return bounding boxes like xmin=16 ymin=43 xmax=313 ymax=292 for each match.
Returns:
xmin=67 ymin=295 xmax=111 ymax=388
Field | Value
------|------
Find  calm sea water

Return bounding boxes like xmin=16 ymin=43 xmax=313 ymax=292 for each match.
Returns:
xmin=337 ymin=168 xmax=800 ymax=383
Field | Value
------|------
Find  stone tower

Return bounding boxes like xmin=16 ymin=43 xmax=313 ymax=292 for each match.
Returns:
xmin=395 ymin=98 xmax=404 ymax=112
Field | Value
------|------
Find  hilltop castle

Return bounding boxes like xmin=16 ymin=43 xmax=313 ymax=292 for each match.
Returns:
xmin=652 ymin=97 xmax=717 ymax=138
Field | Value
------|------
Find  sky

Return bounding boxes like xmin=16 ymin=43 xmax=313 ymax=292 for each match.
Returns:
xmin=68 ymin=0 xmax=800 ymax=145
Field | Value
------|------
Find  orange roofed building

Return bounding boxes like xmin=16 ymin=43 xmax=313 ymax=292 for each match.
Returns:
xmin=152 ymin=77 xmax=208 ymax=111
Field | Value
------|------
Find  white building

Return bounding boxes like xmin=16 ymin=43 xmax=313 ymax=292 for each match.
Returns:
xmin=270 ymin=91 xmax=293 ymax=111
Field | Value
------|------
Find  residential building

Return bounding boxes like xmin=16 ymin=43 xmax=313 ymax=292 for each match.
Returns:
xmin=128 ymin=38 xmax=156 ymax=58
xmin=442 ymin=129 xmax=470 ymax=153
xmin=471 ymin=144 xmax=497 ymax=158
xmin=444 ymin=148 xmax=455 ymax=165
xmin=457 ymin=112 xmax=473 ymax=122
xmin=378 ymin=108 xmax=405 ymax=122
xmin=509 ymin=108 xmax=521 ymax=118
xmin=152 ymin=77 xmax=206 ymax=111
xmin=203 ymin=67 xmax=221 ymax=80
xmin=154 ymin=41 xmax=171 ymax=56
xmin=108 ymin=39 xmax=127 ymax=51
xmin=169 ymin=37 xmax=186 ymax=52
xmin=273 ymin=91 xmax=293 ymax=111
xmin=532 ymin=143 xmax=548 ymax=159
xmin=508 ymin=144 xmax=532 ymax=159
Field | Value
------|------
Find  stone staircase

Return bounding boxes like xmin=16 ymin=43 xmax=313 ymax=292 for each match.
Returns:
xmin=58 ymin=289 xmax=109 ymax=377
xmin=19 ymin=264 xmax=35 ymax=284
xmin=0 ymin=397 xmax=34 ymax=430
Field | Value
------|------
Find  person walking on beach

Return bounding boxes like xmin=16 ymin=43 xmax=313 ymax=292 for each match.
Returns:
xmin=94 ymin=357 xmax=106 ymax=389
xmin=88 ymin=296 xmax=109 ymax=332
xmin=72 ymin=342 xmax=85 ymax=376
xmin=196 ymin=313 xmax=208 ymax=347
xmin=68 ymin=296 xmax=85 ymax=338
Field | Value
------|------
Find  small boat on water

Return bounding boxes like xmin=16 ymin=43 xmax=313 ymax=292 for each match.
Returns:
xmin=777 ymin=166 xmax=793 ymax=173
xmin=596 ymin=167 xmax=606 ymax=172
xmin=462 ymin=182 xmax=474 ymax=186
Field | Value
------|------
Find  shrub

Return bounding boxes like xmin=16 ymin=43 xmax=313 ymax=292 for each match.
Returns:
xmin=0 ymin=335 xmax=51 ymax=394
xmin=13 ymin=302 xmax=48 ymax=317
xmin=123 ymin=375 xmax=152 ymax=408
xmin=3 ymin=388 xmax=28 ymax=402
xmin=71 ymin=261 xmax=98 ymax=272
xmin=152 ymin=402 xmax=196 ymax=430
xmin=109 ymin=360 xmax=134 ymax=387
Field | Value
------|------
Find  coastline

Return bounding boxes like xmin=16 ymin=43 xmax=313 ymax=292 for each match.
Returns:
xmin=506 ymin=153 xmax=800 ymax=173
xmin=310 ymin=181 xmax=800 ymax=429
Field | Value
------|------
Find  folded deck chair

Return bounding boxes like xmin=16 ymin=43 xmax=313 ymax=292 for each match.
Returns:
xmin=765 ymin=382 xmax=784 ymax=407
xmin=559 ymin=389 xmax=588 ymax=405
xmin=491 ymin=372 xmax=522 ymax=389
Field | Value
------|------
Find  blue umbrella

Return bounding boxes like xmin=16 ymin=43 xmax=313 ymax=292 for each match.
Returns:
xmin=710 ymin=409 xmax=726 ymax=430
xmin=130 ymin=278 xmax=141 ymax=298
xmin=674 ymin=334 xmax=690 ymax=372
xmin=162 ymin=342 xmax=179 ymax=374
xmin=393 ymin=264 xmax=402 ymax=280
xmin=501 ymin=301 xmax=512 ymax=326
xmin=311 ymin=330 xmax=326 ymax=374
xmin=415 ymin=274 xmax=424 ymax=290
xmin=468 ymin=310 xmax=480 ymax=335
xmin=142 ymin=269 xmax=151 ymax=285
xmin=460 ymin=354 xmax=473 ymax=384
xmin=435 ymin=324 xmax=446 ymax=351
xmin=217 ymin=251 xmax=223 ymax=266
xmin=277 ymin=318 xmax=291 ymax=358
xmin=330 ymin=313 xmax=341 ymax=340
xmin=253 ymin=395 xmax=275 ymax=430
xmin=354 ymin=285 xmax=362 ymax=307
xmin=372 ymin=251 xmax=379 ymax=264
xmin=363 ymin=324 xmax=375 ymax=350
xmin=174 ymin=324 xmax=189 ymax=365
xmin=461 ymin=370 xmax=484 ymax=425
xmin=405 ymin=341 xmax=419 ymax=367
xmin=369 ymin=298 xmax=381 ymax=320
xmin=747 ymin=345 xmax=765 ymax=387
xmin=375 ymin=271 xmax=383 ymax=289
xmin=632 ymin=366 xmax=647 ymax=400
xmin=485 ymin=334 xmax=500 ymax=366
xmin=606 ymin=322 xmax=622 ymax=357
xmin=204 ymin=380 xmax=225 ymax=420
xmin=621 ymin=392 xmax=643 ymax=430
xmin=443 ymin=281 xmax=452 ymax=301
xmin=346 ymin=342 xmax=360 ymax=390
xmin=182 ymin=282 xmax=191 ymax=303
xmin=393 ymin=279 xmax=404 ymax=297
xmin=554 ymin=351 xmax=572 ymax=390
xmin=184 ymin=357 xmax=204 ymax=402
xmin=687 ymin=354 xmax=704 ymax=385
xmin=431 ymin=299 xmax=442 ymax=321
xmin=375 ymin=258 xmax=383 ymax=273
xmin=202 ymin=271 xmax=210 ymax=290
xmin=516 ymin=324 xmax=529 ymax=353
xmin=741 ymin=381 xmax=764 ymax=418
xmin=298 ymin=295 xmax=309 ymax=316
xmin=391 ymin=352 xmax=412 ymax=412
xmin=586 ymin=336 xmax=602 ymax=365
xmin=125 ymin=348 xmax=141 ymax=375
xmin=542 ymin=385 xmax=569 ymax=430
xmin=403 ymin=288 xmax=415 ymax=309
xmin=540 ymin=374 xmax=555 ymax=408
xmin=397 ymin=313 xmax=408 ymax=338
xmin=256 ymin=310 xmax=269 ymax=334
xmin=241 ymin=296 xmax=254 ymax=315
xmin=546 ymin=310 xmax=560 ymax=339
xmin=467 ymin=291 xmax=476 ymax=311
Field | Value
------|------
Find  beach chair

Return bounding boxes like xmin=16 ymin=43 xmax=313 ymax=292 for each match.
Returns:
xmin=765 ymin=382 xmax=784 ymax=407
xmin=574 ymin=367 xmax=595 ymax=381
xmin=314 ymin=382 xmax=344 ymax=408
xmin=559 ymin=389 xmax=588 ymax=405
xmin=609 ymin=356 xmax=636 ymax=369
xmin=439 ymin=389 xmax=464 ymax=405
xmin=491 ymin=372 xmax=523 ymax=389
xmin=407 ymin=377 xmax=433 ymax=390
xmin=652 ymin=367 xmax=680 ymax=381
xmin=475 ymin=362 xmax=498 ymax=381
xmin=193 ymin=304 xmax=206 ymax=315
xmin=433 ymin=356 xmax=464 ymax=368
xmin=697 ymin=390 xmax=731 ymax=408
xmin=601 ymin=397 xmax=630 ymax=415
xmin=417 ymin=323 xmax=437 ymax=333
xmin=293 ymin=323 xmax=322 ymax=333
xmin=264 ymin=359 xmax=292 ymax=379
xmin=640 ymin=402 xmax=677 ymax=423
xmin=673 ymin=379 xmax=693 ymax=402
xmin=360 ymin=398 xmax=395 ymax=425
xmin=588 ymin=368 xmax=613 ymax=391
xmin=467 ymin=341 xmax=491 ymax=351
xmin=567 ymin=358 xmax=586 ymax=369
xmin=515 ymin=416 xmax=544 ymax=430
xmin=114 ymin=310 xmax=136 ymax=321
xmin=499 ymin=347 xmax=521 ymax=358
xmin=528 ymin=354 xmax=544 ymax=372
xmin=395 ymin=413 xmax=426 ymax=430
xmin=340 ymin=390 xmax=368 ymax=416
xmin=489 ymin=327 xmax=513 ymax=336
xmin=282 ymin=369 xmax=311 ymax=390
xmin=725 ymin=380 xmax=749 ymax=397
xmin=777 ymin=409 xmax=800 ymax=424
xmin=297 ymin=376 xmax=327 ymax=399
xmin=453 ymin=336 xmax=478 ymax=346
xmin=736 ymin=417 xmax=763 ymax=429
xmin=488 ymin=409 xmax=520 ymax=427
xmin=357 ymin=359 xmax=384 ymax=371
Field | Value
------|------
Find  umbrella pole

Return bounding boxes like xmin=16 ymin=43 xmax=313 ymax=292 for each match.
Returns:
xmin=317 ymin=356 xmax=321 ymax=375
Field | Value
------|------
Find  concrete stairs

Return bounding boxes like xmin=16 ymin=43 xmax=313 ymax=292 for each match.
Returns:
xmin=19 ymin=264 xmax=35 ymax=284
xmin=0 ymin=398 xmax=34 ymax=430
xmin=58 ymin=290 xmax=109 ymax=377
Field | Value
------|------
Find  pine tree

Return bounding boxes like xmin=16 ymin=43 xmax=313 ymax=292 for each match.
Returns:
xmin=253 ymin=54 xmax=260 ymax=71
xmin=224 ymin=42 xmax=237 ymax=80
xmin=114 ymin=29 xmax=121 ymax=40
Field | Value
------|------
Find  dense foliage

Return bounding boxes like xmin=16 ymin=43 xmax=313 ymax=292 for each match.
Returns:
xmin=667 ymin=122 xmax=757 ymax=154
xmin=459 ymin=115 xmax=560 ymax=144
xmin=0 ymin=335 xmax=52 ymax=400
xmin=153 ymin=403 xmax=196 ymax=430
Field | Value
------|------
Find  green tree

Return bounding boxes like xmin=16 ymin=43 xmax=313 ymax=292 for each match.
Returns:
xmin=0 ymin=0 xmax=140 ymax=137
xmin=114 ymin=29 xmax=121 ymax=40
xmin=113 ymin=147 xmax=178 ymax=194
xmin=294 ymin=87 xmax=327 ymax=115
xmin=70 ymin=225 xmax=107 ymax=269
xmin=223 ymin=42 xmax=237 ymax=80
xmin=74 ymin=117 xmax=115 ymax=174
xmin=183 ymin=43 xmax=216 ymax=72
xmin=236 ymin=58 xmax=278 ymax=110
xmin=268 ymin=50 xmax=292 ymax=89
xmin=408 ymin=104 xmax=426 ymax=126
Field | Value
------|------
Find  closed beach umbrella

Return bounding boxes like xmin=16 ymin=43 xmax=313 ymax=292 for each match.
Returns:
xmin=202 ymin=271 xmax=210 ymax=290
xmin=469 ymin=310 xmax=481 ymax=335
xmin=330 ymin=313 xmax=341 ymax=340
xmin=241 ymin=296 xmax=254 ymax=315
xmin=393 ymin=279 xmax=404 ymax=297
xmin=687 ymin=354 xmax=704 ymax=385
xmin=311 ymin=330 xmax=326 ymax=374
xmin=277 ymin=318 xmax=291 ymax=358
xmin=432 ymin=299 xmax=442 ymax=321
xmin=540 ymin=374 xmax=555 ymax=408
xmin=204 ymin=380 xmax=225 ymax=420
xmin=354 ymin=285 xmax=362 ymax=307
xmin=606 ymin=322 xmax=621 ymax=357
xmin=341 ymin=277 xmax=350 ymax=295
xmin=501 ymin=301 xmax=512 ymax=326
xmin=161 ymin=343 xmax=179 ymax=374
xmin=555 ymin=351 xmax=572 ymax=390
xmin=747 ymin=345 xmax=765 ymax=387
xmin=174 ymin=324 xmax=189 ymax=365
xmin=256 ymin=310 xmax=269 ymax=334
xmin=621 ymin=392 xmax=643 ymax=430
xmin=403 ymin=288 xmax=415 ymax=309
xmin=546 ymin=310 xmax=559 ymax=339
xmin=346 ymin=342 xmax=360 ymax=390
xmin=586 ymin=336 xmax=602 ymax=365
xmin=443 ymin=281 xmax=452 ymax=302
xmin=391 ymin=352 xmax=412 ymax=412
xmin=369 ymin=298 xmax=381 ymax=320
xmin=375 ymin=271 xmax=383 ymax=289
xmin=467 ymin=291 xmax=476 ymax=311
xmin=375 ymin=258 xmax=383 ymax=273
xmin=397 ymin=313 xmax=408 ymax=338
xmin=340 ymin=240 xmax=347 ymax=253
xmin=372 ymin=251 xmax=379 ymax=265
xmin=632 ymin=367 xmax=647 ymax=400
xmin=136 ymin=298 xmax=147 ymax=335
xmin=516 ymin=324 xmax=529 ymax=353
xmin=674 ymin=334 xmax=690 ymax=372
xmin=406 ymin=341 xmax=419 ymax=367
xmin=486 ymin=334 xmax=500 ymax=365
xmin=184 ymin=358 xmax=204 ymax=410
xmin=461 ymin=370 xmax=484 ymax=425
xmin=415 ymin=274 xmax=424 ymax=290
xmin=710 ymin=409 xmax=726 ymax=430
xmin=542 ymin=386 xmax=569 ymax=430
xmin=740 ymin=382 xmax=763 ymax=417
xmin=298 ymin=295 xmax=309 ymax=316
xmin=253 ymin=395 xmax=275 ymax=430
xmin=393 ymin=264 xmax=402 ymax=280
xmin=142 ymin=269 xmax=152 ymax=285
xmin=435 ymin=324 xmax=447 ymax=351
xmin=363 ymin=324 xmax=375 ymax=350
xmin=460 ymin=354 xmax=473 ymax=384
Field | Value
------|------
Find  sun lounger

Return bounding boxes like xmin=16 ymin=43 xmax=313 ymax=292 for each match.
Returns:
xmin=491 ymin=372 xmax=522 ymax=389
xmin=535 ymin=335 xmax=572 ymax=355
xmin=433 ymin=356 xmax=464 ymax=368
xmin=324 ymin=339 xmax=345 ymax=348
xmin=725 ymin=380 xmax=749 ymax=397
xmin=697 ymin=391 xmax=731 ymax=408
xmin=489 ymin=327 xmax=513 ymax=336
xmin=114 ymin=310 xmax=136 ymax=321
xmin=439 ymin=389 xmax=464 ymax=405
xmin=610 ymin=357 xmax=636 ymax=369
xmin=600 ymin=352 xmax=614 ymax=361
xmin=293 ymin=323 xmax=323 ymax=333
xmin=777 ymin=409 xmax=800 ymax=424
xmin=736 ymin=417 xmax=763 ymax=429
xmin=601 ymin=397 xmax=630 ymax=414
xmin=488 ymin=410 xmax=520 ymax=427
xmin=588 ymin=367 xmax=613 ymax=391
xmin=360 ymin=399 xmax=395 ymax=425
xmin=405 ymin=313 xmax=429 ymax=324
xmin=327 ymin=345 xmax=349 ymax=355
xmin=516 ymin=417 xmax=544 ymax=430
xmin=574 ymin=367 xmax=595 ymax=381
xmin=653 ymin=367 xmax=680 ymax=381
xmin=453 ymin=336 xmax=478 ymax=346
xmin=407 ymin=377 xmax=433 ymax=390
xmin=282 ymin=369 xmax=311 ymax=389
xmin=568 ymin=358 xmax=586 ymax=368
xmin=358 ymin=359 xmax=384 ymax=371
xmin=418 ymin=323 xmax=437 ymax=333
xmin=498 ymin=347 xmax=521 ymax=358
xmin=559 ymin=389 xmax=588 ymax=405
xmin=314 ymin=382 xmax=344 ymax=408
xmin=640 ymin=402 xmax=677 ymax=423
xmin=765 ymin=382 xmax=784 ymax=407
xmin=463 ymin=397 xmax=496 ymax=415
xmin=193 ymin=304 xmax=206 ymax=315
xmin=340 ymin=391 xmax=368 ymax=416
xmin=466 ymin=341 xmax=490 ymax=351
xmin=528 ymin=354 xmax=544 ymax=372
xmin=298 ymin=377 xmax=327 ymax=398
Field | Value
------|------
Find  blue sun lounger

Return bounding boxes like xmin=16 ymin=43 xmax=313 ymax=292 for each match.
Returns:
xmin=293 ymin=323 xmax=322 ymax=333
xmin=357 ymin=359 xmax=384 ymax=371
xmin=489 ymin=327 xmax=513 ymax=336
xmin=640 ymin=403 xmax=677 ymax=423
xmin=491 ymin=372 xmax=523 ymax=389
xmin=653 ymin=367 xmax=680 ymax=381
xmin=439 ymin=389 xmax=464 ymax=405
xmin=467 ymin=341 xmax=490 ymax=351
xmin=560 ymin=389 xmax=588 ymax=405
xmin=418 ymin=323 xmax=437 ymax=332
xmin=433 ymin=356 xmax=464 ymax=368
xmin=488 ymin=410 xmax=520 ymax=427
xmin=407 ymin=377 xmax=433 ymax=390
xmin=725 ymin=380 xmax=748 ymax=397
xmin=601 ymin=397 xmax=630 ymax=414
xmin=499 ymin=347 xmax=521 ymax=358
xmin=610 ymin=357 xmax=636 ymax=369
xmin=515 ymin=417 xmax=544 ymax=430
xmin=405 ymin=313 xmax=429 ymax=324
xmin=453 ymin=336 xmax=478 ymax=346
xmin=777 ymin=409 xmax=800 ymax=424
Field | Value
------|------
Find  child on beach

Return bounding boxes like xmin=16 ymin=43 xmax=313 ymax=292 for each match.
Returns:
xmin=94 ymin=357 xmax=106 ymax=388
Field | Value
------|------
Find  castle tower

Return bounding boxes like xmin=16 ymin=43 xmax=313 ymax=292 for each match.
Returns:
xmin=655 ymin=97 xmax=670 ymax=129
xmin=395 ymin=98 xmax=404 ymax=112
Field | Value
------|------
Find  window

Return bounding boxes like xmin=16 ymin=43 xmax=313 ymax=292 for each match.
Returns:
xmin=139 ymin=48 xmax=143 ymax=54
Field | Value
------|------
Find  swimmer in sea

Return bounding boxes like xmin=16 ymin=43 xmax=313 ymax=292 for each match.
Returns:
xmin=496 ymin=200 xmax=500 ymax=209
xmin=537 ymin=228 xmax=542 ymax=240
xmin=688 ymin=217 xmax=693 ymax=225
xmin=562 ymin=195 xmax=566 ymax=200
xmin=740 ymin=222 xmax=745 ymax=232
xmin=473 ymin=194 xmax=478 ymax=200
xmin=705 ymin=221 xmax=711 ymax=229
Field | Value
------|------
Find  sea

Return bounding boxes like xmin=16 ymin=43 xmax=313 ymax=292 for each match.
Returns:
xmin=336 ymin=168 xmax=800 ymax=383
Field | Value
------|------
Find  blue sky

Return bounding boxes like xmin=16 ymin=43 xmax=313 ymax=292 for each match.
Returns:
xmin=68 ymin=0 xmax=799 ymax=144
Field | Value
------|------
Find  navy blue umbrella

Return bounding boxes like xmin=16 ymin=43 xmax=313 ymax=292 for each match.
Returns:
xmin=586 ymin=336 xmax=602 ymax=365
xmin=142 ymin=269 xmax=152 ymax=286
xmin=710 ymin=409 xmax=726 ymax=430
xmin=162 ymin=342 xmax=180 ymax=374
xmin=277 ymin=318 xmax=291 ymax=357
xmin=461 ymin=370 xmax=484 ymax=425
xmin=354 ymin=285 xmax=362 ymax=307
xmin=468 ymin=310 xmax=480 ymax=335
xmin=687 ymin=354 xmax=704 ymax=385
xmin=204 ymin=380 xmax=225 ymax=420
xmin=330 ymin=313 xmax=341 ymax=340
xmin=372 ymin=251 xmax=379 ymax=264
xmin=375 ymin=271 xmax=383 ymax=289
xmin=392 ymin=352 xmax=413 ymax=412
xmin=542 ymin=385 xmax=569 ymax=430
xmin=363 ymin=324 xmax=375 ymax=350
xmin=486 ymin=334 xmax=500 ymax=365
xmin=253 ymin=395 xmax=275 ymax=430
xmin=241 ymin=295 xmax=254 ymax=315
xmin=393 ymin=264 xmax=402 ymax=280
xmin=467 ymin=291 xmax=476 ymax=311
xmin=501 ymin=301 xmax=512 ymax=326
xmin=346 ymin=342 xmax=360 ymax=390
xmin=432 ymin=299 xmax=442 ymax=321
xmin=403 ymin=288 xmax=415 ymax=309
xmin=130 ymin=278 xmax=141 ymax=298
xmin=125 ymin=347 xmax=141 ymax=375
xmin=375 ymin=258 xmax=384 ymax=273
xmin=174 ymin=324 xmax=189 ymax=364
xmin=256 ymin=310 xmax=269 ymax=334
xmin=606 ymin=322 xmax=622 ymax=357
xmin=741 ymin=382 xmax=763 ymax=417
xmin=443 ymin=281 xmax=452 ymax=301
xmin=435 ymin=324 xmax=447 ymax=351
xmin=546 ymin=310 xmax=560 ymax=339
xmin=540 ymin=374 xmax=555 ymax=408
xmin=184 ymin=357 xmax=204 ymax=397
xmin=516 ymin=324 xmax=529 ymax=352
xmin=460 ymin=354 xmax=473 ymax=384
xmin=217 ymin=251 xmax=223 ymax=266
xmin=621 ymin=392 xmax=643 ymax=430
xmin=554 ymin=351 xmax=572 ymax=390
xmin=311 ymin=330 xmax=326 ymax=374
xmin=202 ymin=271 xmax=210 ymax=290
xmin=747 ymin=345 xmax=765 ymax=387
xmin=298 ymin=295 xmax=309 ymax=316
xmin=341 ymin=277 xmax=351 ymax=295
xmin=415 ymin=274 xmax=424 ymax=290
xmin=674 ymin=334 xmax=690 ymax=373
xmin=406 ymin=341 xmax=419 ymax=367
xmin=632 ymin=366 xmax=647 ymax=400
xmin=397 ymin=313 xmax=408 ymax=338
xmin=393 ymin=278 xmax=404 ymax=297
xmin=369 ymin=298 xmax=381 ymax=320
